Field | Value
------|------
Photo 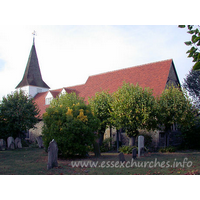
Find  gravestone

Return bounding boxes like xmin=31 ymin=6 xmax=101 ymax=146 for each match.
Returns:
xmin=36 ymin=136 xmax=43 ymax=148
xmin=138 ymin=135 xmax=144 ymax=157
xmin=0 ymin=139 xmax=6 ymax=150
xmin=47 ymin=139 xmax=58 ymax=170
xmin=132 ymin=148 xmax=137 ymax=159
xmin=118 ymin=152 xmax=126 ymax=162
xmin=7 ymin=136 xmax=15 ymax=150
xmin=15 ymin=137 xmax=22 ymax=149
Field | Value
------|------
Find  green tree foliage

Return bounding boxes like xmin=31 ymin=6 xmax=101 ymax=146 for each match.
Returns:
xmin=182 ymin=69 xmax=200 ymax=108
xmin=180 ymin=120 xmax=200 ymax=150
xmin=88 ymin=91 xmax=113 ymax=144
xmin=179 ymin=25 xmax=200 ymax=70
xmin=111 ymin=82 xmax=157 ymax=146
xmin=42 ymin=92 xmax=100 ymax=158
xmin=0 ymin=90 xmax=39 ymax=139
xmin=157 ymin=85 xmax=195 ymax=146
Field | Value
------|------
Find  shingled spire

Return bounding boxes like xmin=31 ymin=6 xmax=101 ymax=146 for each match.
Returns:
xmin=16 ymin=41 xmax=50 ymax=90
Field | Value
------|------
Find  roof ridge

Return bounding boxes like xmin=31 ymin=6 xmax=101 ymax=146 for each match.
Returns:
xmin=49 ymin=87 xmax=77 ymax=92
xmin=87 ymin=59 xmax=173 ymax=79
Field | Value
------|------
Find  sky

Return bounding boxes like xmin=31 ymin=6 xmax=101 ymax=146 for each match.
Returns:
xmin=0 ymin=25 xmax=194 ymax=100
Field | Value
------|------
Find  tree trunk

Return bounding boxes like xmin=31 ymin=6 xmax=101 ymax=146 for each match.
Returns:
xmin=129 ymin=136 xmax=136 ymax=146
xmin=166 ymin=132 xmax=170 ymax=147
xmin=165 ymin=127 xmax=171 ymax=147
xmin=93 ymin=141 xmax=101 ymax=157
xmin=98 ymin=133 xmax=104 ymax=146
xmin=116 ymin=129 xmax=119 ymax=152
xmin=110 ymin=125 xmax=112 ymax=148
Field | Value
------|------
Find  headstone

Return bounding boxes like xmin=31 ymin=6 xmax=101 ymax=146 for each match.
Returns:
xmin=36 ymin=136 xmax=43 ymax=148
xmin=15 ymin=137 xmax=22 ymax=149
xmin=118 ymin=152 xmax=126 ymax=162
xmin=7 ymin=136 xmax=15 ymax=150
xmin=138 ymin=135 xmax=144 ymax=157
xmin=132 ymin=148 xmax=137 ymax=159
xmin=0 ymin=139 xmax=6 ymax=151
xmin=47 ymin=139 xmax=58 ymax=170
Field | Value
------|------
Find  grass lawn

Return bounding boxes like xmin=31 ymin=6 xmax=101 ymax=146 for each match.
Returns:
xmin=0 ymin=147 xmax=200 ymax=175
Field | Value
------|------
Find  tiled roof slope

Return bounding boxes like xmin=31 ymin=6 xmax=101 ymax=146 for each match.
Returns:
xmin=69 ymin=59 xmax=174 ymax=102
xmin=34 ymin=59 xmax=175 ymax=117
xmin=34 ymin=91 xmax=49 ymax=118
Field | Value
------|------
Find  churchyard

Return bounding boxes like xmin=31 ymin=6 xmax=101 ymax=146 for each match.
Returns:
xmin=1 ymin=146 xmax=200 ymax=175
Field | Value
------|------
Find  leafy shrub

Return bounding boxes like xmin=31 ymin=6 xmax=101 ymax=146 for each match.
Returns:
xmin=180 ymin=123 xmax=200 ymax=150
xmin=119 ymin=145 xmax=137 ymax=154
xmin=0 ymin=90 xmax=39 ymax=139
xmin=100 ymin=138 xmax=112 ymax=152
xmin=159 ymin=146 xmax=176 ymax=153
xmin=42 ymin=93 xmax=100 ymax=158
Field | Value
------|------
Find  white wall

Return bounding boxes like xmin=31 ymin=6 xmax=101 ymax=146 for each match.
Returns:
xmin=59 ymin=88 xmax=66 ymax=97
xmin=17 ymin=86 xmax=49 ymax=98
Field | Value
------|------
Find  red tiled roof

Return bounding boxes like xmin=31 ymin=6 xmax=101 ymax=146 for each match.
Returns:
xmin=34 ymin=59 xmax=175 ymax=118
xmin=69 ymin=59 xmax=173 ymax=102
xmin=34 ymin=91 xmax=49 ymax=118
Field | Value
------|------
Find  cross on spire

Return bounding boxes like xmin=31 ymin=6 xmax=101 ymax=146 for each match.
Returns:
xmin=32 ymin=30 xmax=37 ymax=44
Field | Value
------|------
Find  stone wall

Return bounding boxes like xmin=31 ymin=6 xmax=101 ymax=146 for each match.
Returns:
xmin=29 ymin=120 xmax=182 ymax=149
xmin=103 ymin=126 xmax=182 ymax=150
xmin=29 ymin=121 xmax=44 ymax=142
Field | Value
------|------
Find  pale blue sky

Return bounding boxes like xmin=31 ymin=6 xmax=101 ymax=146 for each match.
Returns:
xmin=0 ymin=25 xmax=194 ymax=100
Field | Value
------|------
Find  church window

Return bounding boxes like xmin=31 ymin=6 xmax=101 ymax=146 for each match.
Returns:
xmin=45 ymin=97 xmax=53 ymax=105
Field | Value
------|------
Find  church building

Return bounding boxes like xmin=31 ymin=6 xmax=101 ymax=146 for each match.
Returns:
xmin=16 ymin=38 xmax=181 ymax=148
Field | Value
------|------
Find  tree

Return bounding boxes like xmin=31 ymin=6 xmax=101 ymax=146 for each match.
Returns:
xmin=42 ymin=92 xmax=100 ymax=158
xmin=0 ymin=90 xmax=39 ymax=139
xmin=157 ymin=85 xmax=195 ymax=147
xmin=182 ymin=69 xmax=200 ymax=108
xmin=88 ymin=90 xmax=113 ymax=145
xmin=111 ymin=82 xmax=157 ymax=146
xmin=179 ymin=25 xmax=200 ymax=70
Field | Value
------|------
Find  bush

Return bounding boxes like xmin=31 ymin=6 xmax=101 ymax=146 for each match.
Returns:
xmin=42 ymin=93 xmax=100 ymax=158
xmin=159 ymin=146 xmax=176 ymax=153
xmin=180 ymin=123 xmax=200 ymax=150
xmin=0 ymin=90 xmax=39 ymax=139
xmin=119 ymin=145 xmax=137 ymax=154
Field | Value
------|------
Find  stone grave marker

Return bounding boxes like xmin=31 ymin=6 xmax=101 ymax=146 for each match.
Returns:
xmin=138 ymin=135 xmax=144 ymax=157
xmin=36 ymin=136 xmax=44 ymax=148
xmin=0 ymin=139 xmax=6 ymax=150
xmin=132 ymin=148 xmax=137 ymax=159
xmin=118 ymin=152 xmax=126 ymax=162
xmin=15 ymin=137 xmax=22 ymax=149
xmin=47 ymin=139 xmax=58 ymax=170
xmin=7 ymin=136 xmax=15 ymax=150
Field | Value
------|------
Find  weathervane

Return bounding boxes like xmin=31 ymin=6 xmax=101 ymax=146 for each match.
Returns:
xmin=32 ymin=30 xmax=37 ymax=44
